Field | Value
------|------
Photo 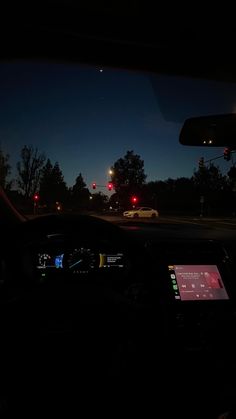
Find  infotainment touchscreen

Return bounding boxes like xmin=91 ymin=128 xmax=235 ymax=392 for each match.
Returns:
xmin=168 ymin=265 xmax=229 ymax=301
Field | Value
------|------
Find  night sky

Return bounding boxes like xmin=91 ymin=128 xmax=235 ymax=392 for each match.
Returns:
xmin=1 ymin=61 xmax=236 ymax=194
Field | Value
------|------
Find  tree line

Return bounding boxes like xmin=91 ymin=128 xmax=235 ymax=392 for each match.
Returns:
xmin=0 ymin=145 xmax=96 ymax=212
xmin=109 ymin=150 xmax=236 ymax=216
xmin=1 ymin=146 xmax=236 ymax=215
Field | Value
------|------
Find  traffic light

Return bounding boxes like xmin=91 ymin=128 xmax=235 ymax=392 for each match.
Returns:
xmin=33 ymin=193 xmax=40 ymax=202
xmin=198 ymin=157 xmax=204 ymax=169
xmin=107 ymin=182 xmax=113 ymax=191
xmin=224 ymin=147 xmax=231 ymax=161
xmin=92 ymin=182 xmax=96 ymax=189
xmin=131 ymin=196 xmax=138 ymax=204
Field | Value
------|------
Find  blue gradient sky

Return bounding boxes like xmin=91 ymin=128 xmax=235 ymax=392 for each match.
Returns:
xmin=1 ymin=61 xmax=236 ymax=194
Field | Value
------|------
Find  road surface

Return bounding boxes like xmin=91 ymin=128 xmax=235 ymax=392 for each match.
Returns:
xmin=26 ymin=212 xmax=236 ymax=240
xmin=93 ymin=214 xmax=236 ymax=240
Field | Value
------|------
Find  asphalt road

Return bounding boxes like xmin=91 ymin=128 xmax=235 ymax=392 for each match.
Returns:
xmin=27 ymin=212 xmax=236 ymax=240
xmin=94 ymin=214 xmax=236 ymax=240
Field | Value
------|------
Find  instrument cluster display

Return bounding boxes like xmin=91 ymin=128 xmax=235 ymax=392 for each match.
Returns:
xmin=37 ymin=253 xmax=64 ymax=270
xmin=36 ymin=247 xmax=125 ymax=277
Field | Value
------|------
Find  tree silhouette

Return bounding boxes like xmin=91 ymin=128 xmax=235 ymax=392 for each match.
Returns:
xmin=0 ymin=147 xmax=12 ymax=190
xmin=192 ymin=163 xmax=229 ymax=215
xmin=111 ymin=150 xmax=146 ymax=192
xmin=90 ymin=192 xmax=108 ymax=211
xmin=192 ymin=163 xmax=227 ymax=193
xmin=17 ymin=145 xmax=45 ymax=198
xmin=39 ymin=159 xmax=68 ymax=209
xmin=110 ymin=150 xmax=146 ymax=207
xmin=70 ymin=173 xmax=90 ymax=209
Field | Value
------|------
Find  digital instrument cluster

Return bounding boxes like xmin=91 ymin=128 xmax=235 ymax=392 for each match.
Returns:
xmin=36 ymin=247 xmax=125 ymax=279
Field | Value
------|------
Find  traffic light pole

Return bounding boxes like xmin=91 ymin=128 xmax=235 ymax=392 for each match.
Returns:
xmin=33 ymin=193 xmax=40 ymax=215
xmin=205 ymin=154 xmax=224 ymax=164
xmin=204 ymin=150 xmax=236 ymax=165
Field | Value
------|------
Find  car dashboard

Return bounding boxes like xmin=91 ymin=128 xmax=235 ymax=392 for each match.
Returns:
xmin=2 ymin=216 xmax=236 ymax=345
xmin=1 ymin=215 xmax=236 ymax=417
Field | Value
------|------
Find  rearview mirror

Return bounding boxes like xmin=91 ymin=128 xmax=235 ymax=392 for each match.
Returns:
xmin=179 ymin=113 xmax=236 ymax=148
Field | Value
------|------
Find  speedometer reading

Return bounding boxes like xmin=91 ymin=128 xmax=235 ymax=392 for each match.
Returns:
xmin=38 ymin=253 xmax=52 ymax=268
xmin=66 ymin=248 xmax=96 ymax=274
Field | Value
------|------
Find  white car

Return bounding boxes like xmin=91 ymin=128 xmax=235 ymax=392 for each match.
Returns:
xmin=123 ymin=207 xmax=159 ymax=218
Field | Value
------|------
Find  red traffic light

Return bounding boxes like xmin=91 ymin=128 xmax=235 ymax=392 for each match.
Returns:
xmin=224 ymin=147 xmax=231 ymax=161
xmin=92 ymin=182 xmax=96 ymax=190
xmin=107 ymin=182 xmax=113 ymax=191
xmin=33 ymin=193 xmax=39 ymax=201
xmin=131 ymin=196 xmax=138 ymax=204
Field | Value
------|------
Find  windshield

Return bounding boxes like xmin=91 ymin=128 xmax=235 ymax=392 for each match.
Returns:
xmin=1 ymin=61 xmax=236 ymax=223
xmin=2 ymin=59 xmax=236 ymax=418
